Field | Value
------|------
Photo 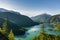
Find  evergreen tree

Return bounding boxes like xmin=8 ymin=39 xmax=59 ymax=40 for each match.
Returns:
xmin=38 ymin=24 xmax=45 ymax=40
xmin=2 ymin=21 xmax=7 ymax=32
xmin=0 ymin=28 xmax=2 ymax=32
xmin=55 ymin=35 xmax=58 ymax=40
xmin=41 ymin=24 xmax=45 ymax=33
xmin=8 ymin=29 xmax=15 ymax=40
xmin=33 ymin=37 xmax=37 ymax=40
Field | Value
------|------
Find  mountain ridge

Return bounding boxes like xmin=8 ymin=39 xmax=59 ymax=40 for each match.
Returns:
xmin=47 ymin=14 xmax=60 ymax=23
xmin=0 ymin=8 xmax=39 ymax=35
xmin=31 ymin=13 xmax=51 ymax=23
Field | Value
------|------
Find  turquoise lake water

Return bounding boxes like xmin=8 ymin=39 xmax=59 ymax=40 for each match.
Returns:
xmin=15 ymin=24 xmax=60 ymax=40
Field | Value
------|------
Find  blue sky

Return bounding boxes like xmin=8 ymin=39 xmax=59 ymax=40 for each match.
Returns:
xmin=0 ymin=0 xmax=60 ymax=17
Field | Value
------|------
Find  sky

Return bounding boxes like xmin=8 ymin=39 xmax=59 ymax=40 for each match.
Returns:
xmin=0 ymin=0 xmax=60 ymax=17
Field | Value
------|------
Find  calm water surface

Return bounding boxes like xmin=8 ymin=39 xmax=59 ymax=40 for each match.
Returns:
xmin=15 ymin=24 xmax=60 ymax=40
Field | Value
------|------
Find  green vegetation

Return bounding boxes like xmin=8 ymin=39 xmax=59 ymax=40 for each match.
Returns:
xmin=0 ymin=18 xmax=60 ymax=40
xmin=51 ymin=23 xmax=60 ymax=30
xmin=54 ymin=23 xmax=60 ymax=30
xmin=33 ymin=24 xmax=60 ymax=40
xmin=2 ymin=21 xmax=7 ymax=31
xmin=8 ymin=29 xmax=15 ymax=40
xmin=1 ymin=21 xmax=60 ymax=40
xmin=0 ymin=21 xmax=18 ymax=40
xmin=33 ymin=32 xmax=60 ymax=40
xmin=41 ymin=24 xmax=45 ymax=33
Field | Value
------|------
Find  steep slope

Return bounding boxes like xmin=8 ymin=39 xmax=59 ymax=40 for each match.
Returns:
xmin=0 ymin=8 xmax=9 ymax=12
xmin=0 ymin=8 xmax=39 ymax=35
xmin=31 ymin=13 xmax=51 ymax=23
xmin=47 ymin=14 xmax=60 ymax=23
xmin=0 ymin=8 xmax=38 ymax=27
xmin=0 ymin=18 xmax=26 ymax=35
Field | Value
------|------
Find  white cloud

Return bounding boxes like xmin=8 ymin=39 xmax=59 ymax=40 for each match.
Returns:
xmin=0 ymin=2 xmax=45 ymax=17
xmin=19 ymin=10 xmax=45 ymax=17
xmin=0 ymin=0 xmax=60 ymax=17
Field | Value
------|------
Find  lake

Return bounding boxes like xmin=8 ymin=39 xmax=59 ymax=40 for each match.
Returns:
xmin=15 ymin=24 xmax=60 ymax=40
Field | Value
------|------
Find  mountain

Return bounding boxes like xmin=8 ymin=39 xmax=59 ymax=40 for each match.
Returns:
xmin=0 ymin=8 xmax=9 ymax=12
xmin=0 ymin=8 xmax=38 ymax=27
xmin=47 ymin=14 xmax=60 ymax=23
xmin=0 ymin=8 xmax=39 ymax=35
xmin=0 ymin=18 xmax=26 ymax=35
xmin=31 ymin=13 xmax=51 ymax=23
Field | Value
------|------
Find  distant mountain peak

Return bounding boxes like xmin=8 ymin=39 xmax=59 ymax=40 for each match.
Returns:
xmin=34 ymin=13 xmax=51 ymax=17
xmin=31 ymin=13 xmax=51 ymax=23
xmin=40 ymin=13 xmax=51 ymax=16
xmin=0 ymin=8 xmax=21 ymax=15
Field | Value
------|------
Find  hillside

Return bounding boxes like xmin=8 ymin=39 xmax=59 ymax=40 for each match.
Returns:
xmin=47 ymin=14 xmax=60 ymax=23
xmin=0 ymin=8 xmax=39 ymax=35
xmin=31 ymin=13 xmax=51 ymax=23
xmin=0 ymin=11 xmax=39 ymax=27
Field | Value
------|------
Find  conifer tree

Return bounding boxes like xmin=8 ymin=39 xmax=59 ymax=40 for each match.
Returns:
xmin=55 ymin=35 xmax=58 ymax=40
xmin=0 ymin=28 xmax=2 ymax=32
xmin=39 ymin=24 xmax=45 ymax=40
xmin=41 ymin=24 xmax=45 ymax=33
xmin=2 ymin=21 xmax=7 ymax=32
xmin=8 ymin=29 xmax=14 ymax=40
